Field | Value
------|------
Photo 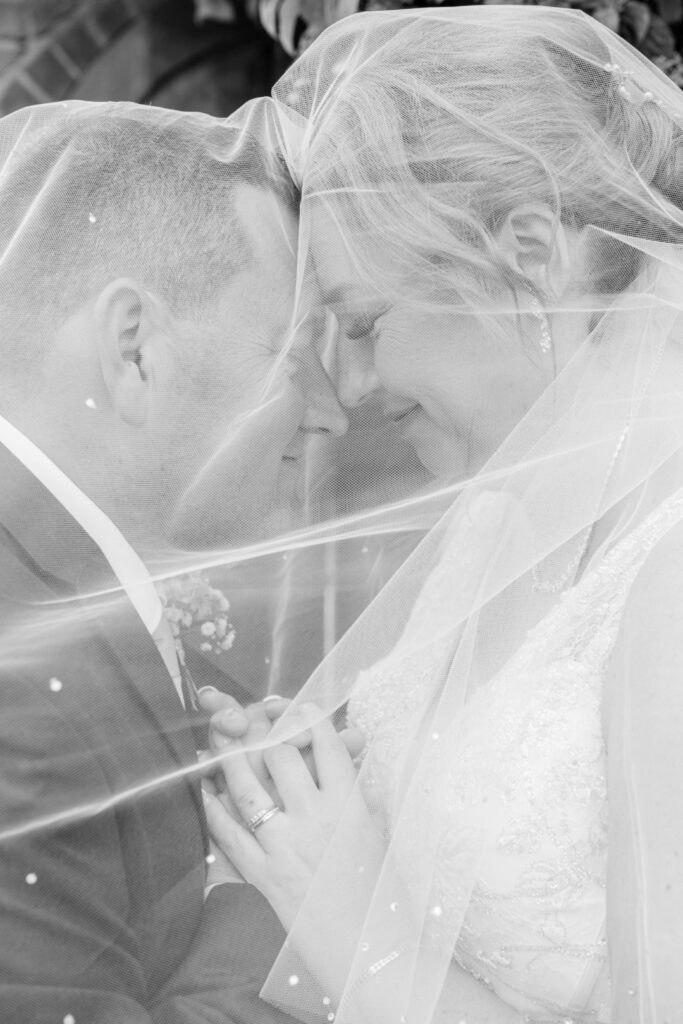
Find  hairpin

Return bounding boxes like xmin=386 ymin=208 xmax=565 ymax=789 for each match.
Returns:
xmin=603 ymin=62 xmax=664 ymax=108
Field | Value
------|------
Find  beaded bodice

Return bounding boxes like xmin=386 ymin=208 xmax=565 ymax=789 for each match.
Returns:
xmin=348 ymin=488 xmax=683 ymax=1023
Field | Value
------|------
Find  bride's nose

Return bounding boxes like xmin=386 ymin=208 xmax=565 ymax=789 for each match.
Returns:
xmin=335 ymin=336 xmax=381 ymax=409
xmin=296 ymin=349 xmax=350 ymax=437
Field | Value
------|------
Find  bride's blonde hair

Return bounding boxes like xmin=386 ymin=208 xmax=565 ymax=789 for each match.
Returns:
xmin=294 ymin=11 xmax=683 ymax=308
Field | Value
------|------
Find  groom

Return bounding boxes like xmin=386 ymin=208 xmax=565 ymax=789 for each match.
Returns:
xmin=0 ymin=105 xmax=347 ymax=1023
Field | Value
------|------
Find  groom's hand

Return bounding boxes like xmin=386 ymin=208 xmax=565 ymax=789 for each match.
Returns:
xmin=197 ymin=688 xmax=271 ymax=801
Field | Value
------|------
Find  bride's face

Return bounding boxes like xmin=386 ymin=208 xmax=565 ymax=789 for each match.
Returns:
xmin=310 ymin=204 xmax=549 ymax=480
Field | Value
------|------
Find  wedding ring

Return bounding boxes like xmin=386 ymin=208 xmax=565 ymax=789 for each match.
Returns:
xmin=247 ymin=806 xmax=281 ymax=833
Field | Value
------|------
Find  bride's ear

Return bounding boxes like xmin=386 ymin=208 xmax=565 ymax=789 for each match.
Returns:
xmin=495 ymin=203 xmax=570 ymax=295
xmin=93 ymin=279 xmax=165 ymax=427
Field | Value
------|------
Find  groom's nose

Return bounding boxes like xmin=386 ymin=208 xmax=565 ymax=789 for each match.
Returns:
xmin=335 ymin=336 xmax=381 ymax=409
xmin=296 ymin=349 xmax=350 ymax=437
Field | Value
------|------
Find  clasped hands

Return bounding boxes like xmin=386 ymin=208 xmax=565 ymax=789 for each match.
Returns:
xmin=197 ymin=688 xmax=372 ymax=927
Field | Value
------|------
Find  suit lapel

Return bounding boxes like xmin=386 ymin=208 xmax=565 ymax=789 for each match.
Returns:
xmin=91 ymin=597 xmax=208 ymax=848
xmin=0 ymin=445 xmax=207 ymax=840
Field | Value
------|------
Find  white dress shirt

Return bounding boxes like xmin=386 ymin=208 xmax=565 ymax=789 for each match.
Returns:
xmin=0 ymin=413 xmax=184 ymax=705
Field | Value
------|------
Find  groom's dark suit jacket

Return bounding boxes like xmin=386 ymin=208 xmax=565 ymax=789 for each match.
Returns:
xmin=0 ymin=446 xmax=295 ymax=1024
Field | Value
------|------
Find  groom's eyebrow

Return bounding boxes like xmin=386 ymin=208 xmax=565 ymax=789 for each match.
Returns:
xmin=320 ymin=285 xmax=352 ymax=310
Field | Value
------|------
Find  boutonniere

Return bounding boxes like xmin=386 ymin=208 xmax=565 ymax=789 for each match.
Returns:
xmin=156 ymin=572 xmax=236 ymax=665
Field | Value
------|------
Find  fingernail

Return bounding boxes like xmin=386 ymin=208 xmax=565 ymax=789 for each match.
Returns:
xmin=201 ymin=788 xmax=213 ymax=805
xmin=215 ymin=707 xmax=237 ymax=722
xmin=213 ymin=733 xmax=233 ymax=749
xmin=263 ymin=694 xmax=283 ymax=702
xmin=197 ymin=686 xmax=218 ymax=696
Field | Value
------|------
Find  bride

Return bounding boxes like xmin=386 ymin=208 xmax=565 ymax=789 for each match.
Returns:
xmin=203 ymin=8 xmax=683 ymax=1022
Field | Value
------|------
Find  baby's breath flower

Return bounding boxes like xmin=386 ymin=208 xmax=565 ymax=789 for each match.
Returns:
xmin=156 ymin=572 xmax=236 ymax=659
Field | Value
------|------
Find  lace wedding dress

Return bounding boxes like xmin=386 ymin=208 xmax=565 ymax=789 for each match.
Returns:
xmin=348 ymin=489 xmax=683 ymax=1022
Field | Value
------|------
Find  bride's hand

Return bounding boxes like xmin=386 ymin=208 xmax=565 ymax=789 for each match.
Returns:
xmin=202 ymin=708 xmax=376 ymax=928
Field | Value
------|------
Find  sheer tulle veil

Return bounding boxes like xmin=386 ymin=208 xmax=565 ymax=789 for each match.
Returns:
xmin=0 ymin=6 xmax=682 ymax=1023
xmin=245 ymin=8 xmax=683 ymax=1022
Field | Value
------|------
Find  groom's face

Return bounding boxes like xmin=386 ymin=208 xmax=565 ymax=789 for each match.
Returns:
xmin=159 ymin=185 xmax=348 ymax=548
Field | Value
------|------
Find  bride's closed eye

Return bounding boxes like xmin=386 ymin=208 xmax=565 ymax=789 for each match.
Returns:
xmin=345 ymin=313 xmax=381 ymax=340
xmin=333 ymin=299 xmax=389 ymax=342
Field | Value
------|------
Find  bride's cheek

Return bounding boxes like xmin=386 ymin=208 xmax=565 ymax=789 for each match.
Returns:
xmin=376 ymin=333 xmax=424 ymax=389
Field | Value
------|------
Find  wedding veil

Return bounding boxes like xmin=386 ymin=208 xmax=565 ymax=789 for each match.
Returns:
xmin=1 ymin=6 xmax=683 ymax=1023
xmin=248 ymin=8 xmax=683 ymax=1023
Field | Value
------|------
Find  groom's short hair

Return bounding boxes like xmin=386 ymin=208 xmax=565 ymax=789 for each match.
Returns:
xmin=0 ymin=103 xmax=299 ymax=363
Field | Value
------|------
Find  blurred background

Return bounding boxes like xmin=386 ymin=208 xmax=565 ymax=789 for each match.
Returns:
xmin=0 ymin=1 xmax=286 ymax=117
xmin=0 ymin=0 xmax=681 ymax=121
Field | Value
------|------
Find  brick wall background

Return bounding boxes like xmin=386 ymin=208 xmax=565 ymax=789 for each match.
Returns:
xmin=0 ymin=0 xmax=283 ymax=116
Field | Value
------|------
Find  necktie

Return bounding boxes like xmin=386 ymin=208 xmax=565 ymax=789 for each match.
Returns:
xmin=152 ymin=608 xmax=209 ymax=850
xmin=180 ymin=660 xmax=200 ymax=712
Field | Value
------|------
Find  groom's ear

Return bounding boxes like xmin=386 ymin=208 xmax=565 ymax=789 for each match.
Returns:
xmin=93 ymin=278 xmax=163 ymax=428
xmin=495 ymin=204 xmax=569 ymax=294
